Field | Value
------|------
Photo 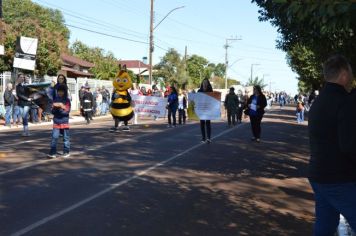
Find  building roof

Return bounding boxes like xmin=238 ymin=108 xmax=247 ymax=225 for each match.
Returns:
xmin=61 ymin=66 xmax=94 ymax=77
xmin=61 ymin=53 xmax=95 ymax=68
xmin=118 ymin=60 xmax=150 ymax=69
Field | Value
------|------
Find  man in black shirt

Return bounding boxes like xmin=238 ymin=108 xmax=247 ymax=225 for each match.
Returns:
xmin=16 ymin=74 xmax=32 ymax=136
xmin=308 ymin=55 xmax=356 ymax=235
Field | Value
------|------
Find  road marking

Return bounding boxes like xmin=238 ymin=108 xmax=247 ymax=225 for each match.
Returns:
xmin=10 ymin=123 xmax=246 ymax=236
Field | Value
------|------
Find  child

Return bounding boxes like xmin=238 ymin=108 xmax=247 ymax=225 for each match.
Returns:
xmin=48 ymin=84 xmax=71 ymax=158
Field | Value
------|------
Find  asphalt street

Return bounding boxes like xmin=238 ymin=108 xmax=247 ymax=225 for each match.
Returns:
xmin=0 ymin=107 xmax=314 ymax=236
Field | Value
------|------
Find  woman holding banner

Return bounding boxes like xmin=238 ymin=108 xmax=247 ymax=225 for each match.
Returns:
xmin=246 ymin=85 xmax=267 ymax=143
xmin=198 ymin=78 xmax=213 ymax=143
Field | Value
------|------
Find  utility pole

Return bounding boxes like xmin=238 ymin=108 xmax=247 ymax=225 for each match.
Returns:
xmin=148 ymin=3 xmax=184 ymax=86
xmin=224 ymin=37 xmax=240 ymax=90
xmin=0 ymin=0 xmax=3 ymax=44
xmin=0 ymin=0 xmax=4 ymax=59
xmin=148 ymin=0 xmax=154 ymax=85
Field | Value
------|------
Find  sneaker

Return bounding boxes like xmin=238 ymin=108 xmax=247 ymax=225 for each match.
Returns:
xmin=47 ymin=154 xmax=56 ymax=159
xmin=201 ymin=139 xmax=206 ymax=143
xmin=251 ymin=137 xmax=256 ymax=141
xmin=256 ymin=138 xmax=261 ymax=143
xmin=206 ymin=139 xmax=211 ymax=144
xmin=22 ymin=132 xmax=30 ymax=137
xmin=109 ymin=127 xmax=118 ymax=133
xmin=122 ymin=126 xmax=130 ymax=132
xmin=62 ymin=153 xmax=70 ymax=158
xmin=167 ymin=124 xmax=172 ymax=128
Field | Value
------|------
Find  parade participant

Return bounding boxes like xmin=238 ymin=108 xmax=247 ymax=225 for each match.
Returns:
xmin=109 ymin=65 xmax=134 ymax=132
xmin=246 ymin=85 xmax=267 ymax=142
xmin=81 ymin=84 xmax=94 ymax=124
xmin=53 ymin=74 xmax=71 ymax=101
xmin=224 ymin=87 xmax=239 ymax=127
xmin=48 ymin=84 xmax=71 ymax=158
xmin=308 ymin=55 xmax=356 ymax=235
xmin=178 ymin=89 xmax=187 ymax=125
xmin=3 ymin=83 xmax=15 ymax=127
xmin=296 ymin=95 xmax=305 ymax=124
xmin=167 ymin=86 xmax=178 ymax=128
xmin=198 ymin=77 xmax=213 ymax=143
xmin=16 ymin=73 xmax=32 ymax=136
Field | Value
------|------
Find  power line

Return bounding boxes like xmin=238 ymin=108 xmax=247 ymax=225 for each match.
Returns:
xmin=65 ymin=24 xmax=148 ymax=44
xmin=35 ymin=0 xmax=148 ymax=40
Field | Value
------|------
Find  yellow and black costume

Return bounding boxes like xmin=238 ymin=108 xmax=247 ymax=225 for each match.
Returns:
xmin=109 ymin=65 xmax=134 ymax=132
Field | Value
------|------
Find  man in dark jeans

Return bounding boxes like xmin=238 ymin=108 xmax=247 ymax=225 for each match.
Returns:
xmin=16 ymin=74 xmax=32 ymax=136
xmin=308 ymin=55 xmax=356 ymax=235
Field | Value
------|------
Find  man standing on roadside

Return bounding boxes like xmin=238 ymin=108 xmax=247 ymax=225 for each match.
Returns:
xmin=3 ymin=83 xmax=14 ymax=127
xmin=16 ymin=74 xmax=32 ymax=136
xmin=308 ymin=54 xmax=356 ymax=235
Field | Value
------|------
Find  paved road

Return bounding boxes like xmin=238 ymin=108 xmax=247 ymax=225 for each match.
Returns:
xmin=0 ymin=107 xmax=314 ymax=236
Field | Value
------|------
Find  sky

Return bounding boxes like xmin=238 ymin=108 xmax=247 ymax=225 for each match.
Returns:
xmin=32 ymin=0 xmax=299 ymax=94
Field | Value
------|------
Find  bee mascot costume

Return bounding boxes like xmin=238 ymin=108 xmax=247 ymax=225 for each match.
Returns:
xmin=109 ymin=64 xmax=134 ymax=132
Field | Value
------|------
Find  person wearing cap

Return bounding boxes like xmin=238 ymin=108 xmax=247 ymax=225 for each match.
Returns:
xmin=224 ymin=87 xmax=239 ymax=127
xmin=80 ymin=84 xmax=94 ymax=124
xmin=48 ymin=84 xmax=71 ymax=158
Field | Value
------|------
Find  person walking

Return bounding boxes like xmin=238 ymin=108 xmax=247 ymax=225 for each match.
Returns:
xmin=16 ymin=74 xmax=32 ymax=136
xmin=296 ymin=95 xmax=305 ymax=124
xmin=224 ymin=87 xmax=239 ymax=127
xmin=246 ymin=85 xmax=267 ymax=142
xmin=178 ymin=89 xmax=187 ymax=125
xmin=167 ymin=86 xmax=178 ymax=128
xmin=48 ymin=84 xmax=71 ymax=158
xmin=308 ymin=54 xmax=356 ymax=235
xmin=3 ymin=83 xmax=15 ymax=127
xmin=198 ymin=77 xmax=213 ymax=143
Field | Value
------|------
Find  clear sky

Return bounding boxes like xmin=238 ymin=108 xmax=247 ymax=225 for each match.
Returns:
xmin=32 ymin=0 xmax=299 ymax=95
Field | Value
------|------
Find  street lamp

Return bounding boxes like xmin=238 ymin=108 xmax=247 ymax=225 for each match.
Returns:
xmin=250 ymin=63 xmax=260 ymax=82
xmin=149 ymin=3 xmax=185 ymax=85
xmin=224 ymin=38 xmax=241 ymax=90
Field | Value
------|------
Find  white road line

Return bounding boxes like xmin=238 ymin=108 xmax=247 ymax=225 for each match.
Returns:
xmin=10 ymin=123 xmax=246 ymax=236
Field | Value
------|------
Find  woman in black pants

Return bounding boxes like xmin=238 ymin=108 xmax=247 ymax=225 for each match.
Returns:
xmin=246 ymin=85 xmax=267 ymax=142
xmin=198 ymin=78 xmax=213 ymax=143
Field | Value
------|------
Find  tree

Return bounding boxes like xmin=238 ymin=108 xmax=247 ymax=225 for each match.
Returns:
xmin=154 ymin=48 xmax=188 ymax=88
xmin=252 ymin=0 xmax=356 ymax=90
xmin=70 ymin=40 xmax=118 ymax=80
xmin=1 ymin=0 xmax=70 ymax=75
xmin=186 ymin=54 xmax=209 ymax=88
xmin=246 ymin=76 xmax=267 ymax=89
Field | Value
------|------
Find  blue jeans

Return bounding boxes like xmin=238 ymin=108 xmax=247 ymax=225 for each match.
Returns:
xmin=5 ymin=105 xmax=13 ymax=125
xmin=13 ymin=106 xmax=21 ymax=124
xmin=309 ymin=181 xmax=356 ymax=236
xmin=19 ymin=106 xmax=30 ymax=126
xmin=50 ymin=128 xmax=70 ymax=155
xmin=297 ymin=109 xmax=304 ymax=123
xmin=31 ymin=107 xmax=38 ymax=123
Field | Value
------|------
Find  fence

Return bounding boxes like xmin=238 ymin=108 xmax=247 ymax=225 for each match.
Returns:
xmin=0 ymin=72 xmax=114 ymax=112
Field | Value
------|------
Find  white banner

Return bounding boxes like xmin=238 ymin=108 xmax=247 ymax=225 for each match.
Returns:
xmin=132 ymin=95 xmax=167 ymax=117
xmin=187 ymin=92 xmax=221 ymax=120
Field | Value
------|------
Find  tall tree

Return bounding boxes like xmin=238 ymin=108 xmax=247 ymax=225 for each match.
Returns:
xmin=1 ymin=0 xmax=69 ymax=75
xmin=186 ymin=54 xmax=209 ymax=88
xmin=252 ymin=0 xmax=356 ymax=90
xmin=154 ymin=48 xmax=188 ymax=88
xmin=70 ymin=40 xmax=118 ymax=80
